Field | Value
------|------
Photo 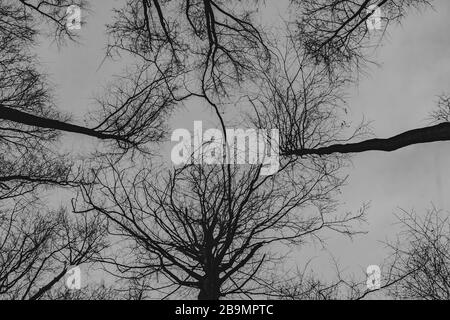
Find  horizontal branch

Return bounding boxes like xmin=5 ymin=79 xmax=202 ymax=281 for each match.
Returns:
xmin=282 ymin=122 xmax=450 ymax=156
xmin=0 ymin=175 xmax=79 ymax=186
xmin=0 ymin=105 xmax=130 ymax=143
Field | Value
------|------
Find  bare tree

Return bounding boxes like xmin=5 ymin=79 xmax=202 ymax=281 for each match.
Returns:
xmin=386 ymin=207 xmax=450 ymax=300
xmin=297 ymin=0 xmax=431 ymax=71
xmin=2 ymin=0 xmax=450 ymax=302
xmin=0 ymin=205 xmax=107 ymax=300
xmin=2 ymin=0 xmax=450 ymax=165
xmin=0 ymin=0 xmax=175 ymax=155
xmin=98 ymin=0 xmax=450 ymax=167
xmin=66 ymin=0 xmax=450 ymax=301
xmin=73 ymin=156 xmax=367 ymax=300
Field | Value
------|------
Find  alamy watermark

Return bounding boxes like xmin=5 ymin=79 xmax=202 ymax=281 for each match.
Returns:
xmin=171 ymin=121 xmax=280 ymax=176
xmin=65 ymin=266 xmax=81 ymax=290
xmin=66 ymin=5 xmax=81 ymax=30
xmin=366 ymin=5 xmax=382 ymax=31
xmin=366 ymin=265 xmax=381 ymax=290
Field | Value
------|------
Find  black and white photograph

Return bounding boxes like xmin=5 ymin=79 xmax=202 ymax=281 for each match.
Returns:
xmin=0 ymin=0 xmax=449 ymax=314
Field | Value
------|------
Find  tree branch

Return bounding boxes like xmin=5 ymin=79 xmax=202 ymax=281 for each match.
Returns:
xmin=0 ymin=106 xmax=130 ymax=144
xmin=283 ymin=122 xmax=450 ymax=156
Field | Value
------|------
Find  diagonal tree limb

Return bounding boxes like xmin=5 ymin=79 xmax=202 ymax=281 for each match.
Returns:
xmin=282 ymin=122 xmax=450 ymax=156
xmin=0 ymin=105 xmax=130 ymax=144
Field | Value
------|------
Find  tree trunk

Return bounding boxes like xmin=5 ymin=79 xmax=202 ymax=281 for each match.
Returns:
xmin=198 ymin=275 xmax=220 ymax=300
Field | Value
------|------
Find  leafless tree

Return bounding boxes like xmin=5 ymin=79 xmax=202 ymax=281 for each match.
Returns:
xmin=67 ymin=0 xmax=450 ymax=301
xmin=297 ymin=0 xmax=431 ymax=72
xmin=0 ymin=0 xmax=174 ymax=156
xmin=101 ymin=0 xmax=450 ymax=161
xmin=2 ymin=0 xmax=450 ymax=302
xmin=2 ymin=0 xmax=450 ymax=163
xmin=73 ymin=155 xmax=367 ymax=300
xmin=386 ymin=207 xmax=450 ymax=300
xmin=0 ymin=205 xmax=107 ymax=300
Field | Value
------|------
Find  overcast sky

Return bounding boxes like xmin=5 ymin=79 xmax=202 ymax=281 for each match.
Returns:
xmin=34 ymin=0 xmax=450 ymax=290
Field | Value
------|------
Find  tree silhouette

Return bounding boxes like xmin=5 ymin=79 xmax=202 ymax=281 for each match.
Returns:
xmin=0 ymin=0 xmax=174 ymax=156
xmin=73 ymin=157 xmax=366 ymax=299
xmin=1 ymin=0 xmax=449 ymax=302
xmin=1 ymin=0 xmax=449 ymax=158
xmin=0 ymin=206 xmax=107 ymax=299
xmin=387 ymin=207 xmax=450 ymax=300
